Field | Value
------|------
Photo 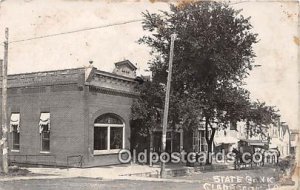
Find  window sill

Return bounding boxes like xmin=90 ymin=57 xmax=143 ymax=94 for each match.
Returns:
xmin=93 ymin=149 xmax=121 ymax=155
xmin=40 ymin=151 xmax=51 ymax=154
xmin=11 ymin=150 xmax=20 ymax=152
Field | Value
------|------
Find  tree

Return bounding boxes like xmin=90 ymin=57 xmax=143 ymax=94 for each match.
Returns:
xmin=244 ymin=101 xmax=280 ymax=140
xmin=132 ymin=1 xmax=262 ymax=164
xmin=130 ymin=81 xmax=164 ymax=152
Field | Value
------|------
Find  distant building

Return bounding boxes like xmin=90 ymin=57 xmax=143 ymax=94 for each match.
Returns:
xmin=268 ymin=121 xmax=290 ymax=157
xmin=0 ymin=60 xmax=138 ymax=167
xmin=290 ymin=129 xmax=299 ymax=155
xmin=214 ymin=121 xmax=267 ymax=154
xmin=214 ymin=119 xmax=292 ymax=158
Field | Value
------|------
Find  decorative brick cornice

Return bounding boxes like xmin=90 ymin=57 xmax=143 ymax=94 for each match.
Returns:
xmin=1 ymin=68 xmax=85 ymax=88
xmin=1 ymin=67 xmax=140 ymax=99
xmin=89 ymin=85 xmax=139 ymax=98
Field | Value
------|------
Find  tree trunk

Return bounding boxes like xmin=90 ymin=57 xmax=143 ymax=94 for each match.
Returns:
xmin=205 ymin=117 xmax=217 ymax=165
xmin=149 ymin=131 xmax=154 ymax=166
xmin=205 ymin=129 xmax=216 ymax=165
xmin=206 ymin=142 xmax=213 ymax=165
xmin=246 ymin=120 xmax=250 ymax=139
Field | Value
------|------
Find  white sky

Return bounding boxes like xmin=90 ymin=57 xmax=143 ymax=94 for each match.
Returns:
xmin=0 ymin=0 xmax=298 ymax=129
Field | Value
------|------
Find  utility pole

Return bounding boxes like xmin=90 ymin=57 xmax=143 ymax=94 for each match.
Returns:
xmin=160 ymin=33 xmax=176 ymax=178
xmin=2 ymin=28 xmax=9 ymax=173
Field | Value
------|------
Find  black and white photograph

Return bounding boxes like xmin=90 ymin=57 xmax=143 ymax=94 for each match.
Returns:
xmin=0 ymin=0 xmax=299 ymax=189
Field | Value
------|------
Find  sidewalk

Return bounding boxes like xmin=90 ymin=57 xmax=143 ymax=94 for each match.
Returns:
xmin=0 ymin=163 xmax=231 ymax=182
xmin=0 ymin=164 xmax=159 ymax=181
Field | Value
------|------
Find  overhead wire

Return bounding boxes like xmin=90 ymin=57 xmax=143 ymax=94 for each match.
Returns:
xmin=7 ymin=0 xmax=249 ymax=44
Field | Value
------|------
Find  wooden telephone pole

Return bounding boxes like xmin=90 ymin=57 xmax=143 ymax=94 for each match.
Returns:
xmin=2 ymin=28 xmax=9 ymax=173
xmin=160 ymin=34 xmax=176 ymax=178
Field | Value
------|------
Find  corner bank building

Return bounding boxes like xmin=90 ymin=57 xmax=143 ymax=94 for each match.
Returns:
xmin=0 ymin=60 xmax=138 ymax=167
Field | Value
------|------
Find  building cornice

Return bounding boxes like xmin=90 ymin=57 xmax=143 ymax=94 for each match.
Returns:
xmin=94 ymin=70 xmax=136 ymax=82
xmin=1 ymin=68 xmax=85 ymax=88
xmin=1 ymin=67 xmax=139 ymax=98
xmin=89 ymin=85 xmax=139 ymax=98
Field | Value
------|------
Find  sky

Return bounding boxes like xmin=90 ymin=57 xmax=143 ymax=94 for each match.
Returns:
xmin=0 ymin=0 xmax=298 ymax=129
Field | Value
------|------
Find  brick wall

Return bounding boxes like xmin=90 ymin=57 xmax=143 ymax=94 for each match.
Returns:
xmin=84 ymin=90 xmax=133 ymax=166
xmin=5 ymin=84 xmax=86 ymax=166
xmin=0 ymin=67 xmax=137 ymax=167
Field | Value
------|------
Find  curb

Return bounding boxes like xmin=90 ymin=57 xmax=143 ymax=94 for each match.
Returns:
xmin=0 ymin=175 xmax=76 ymax=182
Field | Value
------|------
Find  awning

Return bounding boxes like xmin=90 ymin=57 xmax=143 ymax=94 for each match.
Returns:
xmin=39 ymin=113 xmax=50 ymax=133
xmin=214 ymin=136 xmax=238 ymax=146
xmin=241 ymin=139 xmax=267 ymax=147
xmin=10 ymin=113 xmax=20 ymax=133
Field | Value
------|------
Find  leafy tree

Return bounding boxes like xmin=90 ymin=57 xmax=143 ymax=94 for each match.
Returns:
xmin=131 ymin=1 xmax=278 ymax=164
xmin=244 ymin=101 xmax=280 ymax=140
xmin=130 ymin=81 xmax=164 ymax=152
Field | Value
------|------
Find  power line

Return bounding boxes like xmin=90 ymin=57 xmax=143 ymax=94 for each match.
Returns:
xmin=9 ymin=19 xmax=143 ymax=44
xmin=8 ymin=1 xmax=249 ymax=44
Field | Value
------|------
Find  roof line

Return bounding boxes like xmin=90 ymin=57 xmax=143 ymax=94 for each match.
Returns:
xmin=115 ymin=60 xmax=137 ymax=70
xmin=7 ymin=67 xmax=85 ymax=77
xmin=94 ymin=69 xmax=136 ymax=82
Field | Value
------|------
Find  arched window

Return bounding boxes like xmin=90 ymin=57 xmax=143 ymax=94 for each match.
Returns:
xmin=94 ymin=113 xmax=125 ymax=154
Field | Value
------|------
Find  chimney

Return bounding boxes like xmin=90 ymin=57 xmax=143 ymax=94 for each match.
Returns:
xmin=85 ymin=60 xmax=94 ymax=82
xmin=89 ymin=60 xmax=93 ymax=67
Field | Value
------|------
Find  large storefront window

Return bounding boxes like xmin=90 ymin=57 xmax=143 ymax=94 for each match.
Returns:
xmin=94 ymin=114 xmax=124 ymax=154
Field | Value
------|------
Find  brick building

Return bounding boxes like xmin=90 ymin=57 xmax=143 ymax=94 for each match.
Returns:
xmin=0 ymin=60 xmax=138 ymax=167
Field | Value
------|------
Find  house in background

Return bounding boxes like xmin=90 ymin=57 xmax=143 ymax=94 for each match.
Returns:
xmin=290 ymin=129 xmax=299 ymax=155
xmin=214 ymin=119 xmax=292 ymax=158
xmin=280 ymin=124 xmax=291 ymax=157
xmin=268 ymin=121 xmax=290 ymax=157
xmin=214 ymin=121 xmax=269 ymax=154
xmin=214 ymin=122 xmax=241 ymax=154
xmin=0 ymin=60 xmax=138 ymax=167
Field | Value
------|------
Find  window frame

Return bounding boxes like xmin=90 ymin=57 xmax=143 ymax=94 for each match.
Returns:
xmin=199 ymin=130 xmax=207 ymax=152
xmin=10 ymin=113 xmax=21 ymax=152
xmin=40 ymin=124 xmax=51 ymax=153
xmin=199 ymin=130 xmax=212 ymax=152
xmin=39 ymin=113 xmax=51 ymax=153
xmin=11 ymin=124 xmax=20 ymax=152
xmin=93 ymin=123 xmax=125 ymax=155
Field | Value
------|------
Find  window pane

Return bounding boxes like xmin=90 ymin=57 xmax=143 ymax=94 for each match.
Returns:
xmin=94 ymin=114 xmax=123 ymax=124
xmin=13 ymin=144 xmax=20 ymax=150
xmin=110 ymin=127 xmax=123 ymax=149
xmin=12 ymin=131 xmax=20 ymax=150
xmin=42 ymin=132 xmax=49 ymax=139
xmin=200 ymin=131 xmax=205 ymax=138
xmin=97 ymin=117 xmax=110 ymax=124
xmin=12 ymin=125 xmax=18 ymax=132
xmin=230 ymin=122 xmax=237 ymax=130
xmin=42 ymin=139 xmax=50 ymax=151
xmin=41 ymin=131 xmax=50 ymax=151
xmin=94 ymin=127 xmax=107 ymax=150
xmin=41 ymin=124 xmax=49 ymax=132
